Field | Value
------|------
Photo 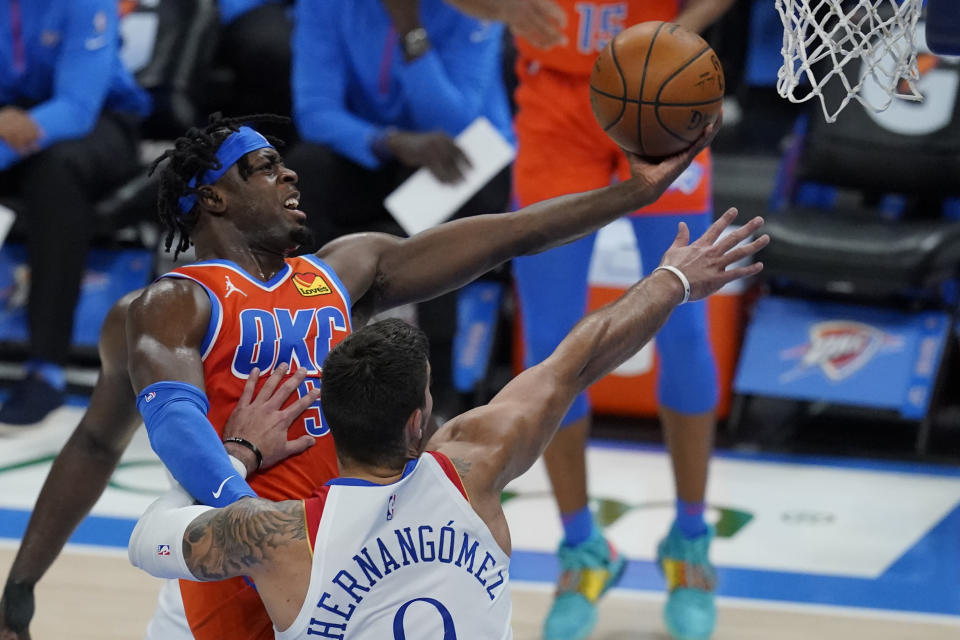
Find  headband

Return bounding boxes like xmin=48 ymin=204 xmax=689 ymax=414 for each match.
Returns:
xmin=177 ymin=126 xmax=274 ymax=214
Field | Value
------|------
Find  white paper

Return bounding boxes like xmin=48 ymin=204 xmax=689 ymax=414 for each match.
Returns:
xmin=384 ymin=117 xmax=515 ymax=236
xmin=0 ymin=203 xmax=16 ymax=248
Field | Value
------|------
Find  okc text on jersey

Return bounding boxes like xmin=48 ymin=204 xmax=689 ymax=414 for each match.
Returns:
xmin=231 ymin=305 xmax=348 ymax=376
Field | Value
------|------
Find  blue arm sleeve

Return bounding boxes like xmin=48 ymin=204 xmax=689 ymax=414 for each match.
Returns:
xmin=395 ymin=18 xmax=504 ymax=135
xmin=292 ymin=0 xmax=383 ymax=169
xmin=28 ymin=0 xmax=117 ymax=149
xmin=137 ymin=381 xmax=257 ymax=508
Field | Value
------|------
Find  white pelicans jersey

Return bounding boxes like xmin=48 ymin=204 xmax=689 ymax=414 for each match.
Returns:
xmin=277 ymin=452 xmax=512 ymax=640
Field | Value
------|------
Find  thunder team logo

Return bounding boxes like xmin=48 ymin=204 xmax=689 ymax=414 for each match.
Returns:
xmin=780 ymin=320 xmax=904 ymax=382
xmin=292 ymin=272 xmax=332 ymax=297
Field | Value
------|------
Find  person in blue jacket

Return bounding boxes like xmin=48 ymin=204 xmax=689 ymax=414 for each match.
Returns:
xmin=0 ymin=0 xmax=150 ymax=425
xmin=285 ymin=0 xmax=515 ymax=418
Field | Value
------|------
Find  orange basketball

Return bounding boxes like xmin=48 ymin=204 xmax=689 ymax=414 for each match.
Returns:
xmin=590 ymin=21 xmax=724 ymax=158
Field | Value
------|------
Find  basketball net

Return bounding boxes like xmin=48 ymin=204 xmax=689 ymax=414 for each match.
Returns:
xmin=776 ymin=0 xmax=924 ymax=122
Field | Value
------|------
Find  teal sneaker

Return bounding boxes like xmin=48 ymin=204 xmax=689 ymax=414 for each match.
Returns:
xmin=656 ymin=524 xmax=717 ymax=640
xmin=543 ymin=530 xmax=627 ymax=640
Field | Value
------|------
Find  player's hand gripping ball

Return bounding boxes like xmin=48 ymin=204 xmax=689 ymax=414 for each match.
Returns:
xmin=590 ymin=21 xmax=724 ymax=158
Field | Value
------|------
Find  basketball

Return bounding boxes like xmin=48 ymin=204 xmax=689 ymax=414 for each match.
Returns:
xmin=590 ymin=21 xmax=724 ymax=158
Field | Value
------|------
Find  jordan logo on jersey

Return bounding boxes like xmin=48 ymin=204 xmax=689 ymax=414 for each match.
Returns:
xmin=293 ymin=272 xmax=332 ymax=297
xmin=224 ymin=276 xmax=247 ymax=298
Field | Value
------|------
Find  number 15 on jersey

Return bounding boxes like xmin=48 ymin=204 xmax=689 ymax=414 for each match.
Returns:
xmin=575 ymin=2 xmax=627 ymax=53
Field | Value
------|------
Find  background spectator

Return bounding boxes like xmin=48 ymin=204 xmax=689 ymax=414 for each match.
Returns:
xmin=285 ymin=0 xmax=515 ymax=417
xmin=0 ymin=0 xmax=150 ymax=425
xmin=505 ymin=1 xmax=734 ymax=639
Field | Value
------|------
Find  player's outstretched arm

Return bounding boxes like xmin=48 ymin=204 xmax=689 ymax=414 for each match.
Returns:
xmin=433 ymin=209 xmax=767 ymax=494
xmin=0 ymin=292 xmax=142 ymax=640
xmin=318 ymin=125 xmax=719 ymax=319
xmin=128 ymin=494 xmax=306 ymax=582
xmin=129 ymin=490 xmax=310 ymax=630
xmin=181 ymin=499 xmax=308 ymax=584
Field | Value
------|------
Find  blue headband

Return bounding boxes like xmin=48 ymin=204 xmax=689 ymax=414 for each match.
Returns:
xmin=177 ymin=126 xmax=275 ymax=214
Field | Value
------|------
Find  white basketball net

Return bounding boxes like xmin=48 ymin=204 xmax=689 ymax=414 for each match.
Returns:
xmin=776 ymin=0 xmax=924 ymax=122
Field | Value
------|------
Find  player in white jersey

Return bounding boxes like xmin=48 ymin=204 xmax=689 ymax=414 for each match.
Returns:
xmin=128 ymin=208 xmax=767 ymax=639
xmin=284 ymin=450 xmax=511 ymax=639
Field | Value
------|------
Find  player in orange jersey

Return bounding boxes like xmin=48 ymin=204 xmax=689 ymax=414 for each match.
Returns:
xmin=128 ymin=210 xmax=767 ymax=640
xmin=0 ymin=112 xmax=716 ymax=640
xmin=452 ymin=1 xmax=737 ymax=638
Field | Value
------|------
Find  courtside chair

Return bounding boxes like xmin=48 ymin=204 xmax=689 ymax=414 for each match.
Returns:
xmin=730 ymin=46 xmax=960 ymax=454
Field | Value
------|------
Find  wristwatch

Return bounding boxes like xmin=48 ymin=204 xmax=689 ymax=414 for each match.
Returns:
xmin=401 ymin=26 xmax=430 ymax=62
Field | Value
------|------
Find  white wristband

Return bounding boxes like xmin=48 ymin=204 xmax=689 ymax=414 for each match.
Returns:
xmin=229 ymin=454 xmax=249 ymax=479
xmin=654 ymin=265 xmax=690 ymax=304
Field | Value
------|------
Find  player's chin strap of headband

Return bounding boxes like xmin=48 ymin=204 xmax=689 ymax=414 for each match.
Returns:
xmin=177 ymin=126 xmax=274 ymax=215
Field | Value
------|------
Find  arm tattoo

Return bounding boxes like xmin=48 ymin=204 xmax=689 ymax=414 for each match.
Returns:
xmin=182 ymin=499 xmax=306 ymax=581
xmin=450 ymin=456 xmax=472 ymax=479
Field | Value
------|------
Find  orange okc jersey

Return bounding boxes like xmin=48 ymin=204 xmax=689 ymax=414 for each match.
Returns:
xmin=512 ymin=59 xmax=711 ymax=216
xmin=516 ymin=0 xmax=680 ymax=76
xmin=162 ymin=255 xmax=352 ymax=640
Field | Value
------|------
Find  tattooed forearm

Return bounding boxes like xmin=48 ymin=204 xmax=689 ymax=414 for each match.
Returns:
xmin=182 ymin=498 xmax=306 ymax=581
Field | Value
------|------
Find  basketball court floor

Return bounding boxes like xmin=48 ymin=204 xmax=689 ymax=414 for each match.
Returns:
xmin=2 ymin=401 xmax=959 ymax=638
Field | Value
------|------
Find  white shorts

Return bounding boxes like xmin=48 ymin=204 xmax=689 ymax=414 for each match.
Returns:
xmin=144 ymin=579 xmax=193 ymax=640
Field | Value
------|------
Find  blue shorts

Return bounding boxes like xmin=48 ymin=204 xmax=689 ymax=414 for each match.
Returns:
xmin=513 ymin=212 xmax=718 ymax=427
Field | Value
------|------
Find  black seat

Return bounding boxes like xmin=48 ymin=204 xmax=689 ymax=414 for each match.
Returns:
xmin=134 ymin=0 xmax=220 ymax=141
xmin=759 ymin=51 xmax=960 ymax=298
xmin=731 ymin=45 xmax=960 ymax=454
xmin=762 ymin=211 xmax=960 ymax=296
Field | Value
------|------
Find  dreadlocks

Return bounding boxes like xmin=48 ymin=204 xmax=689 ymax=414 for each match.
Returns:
xmin=149 ymin=113 xmax=289 ymax=259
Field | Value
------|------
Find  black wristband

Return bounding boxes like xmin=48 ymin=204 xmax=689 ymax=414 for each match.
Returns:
xmin=3 ymin=580 xmax=35 ymax=633
xmin=223 ymin=437 xmax=262 ymax=471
